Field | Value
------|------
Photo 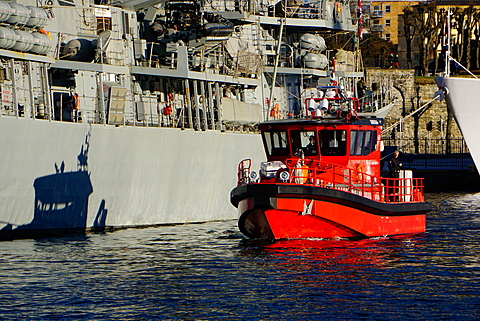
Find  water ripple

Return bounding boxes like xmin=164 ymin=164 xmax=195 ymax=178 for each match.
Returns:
xmin=0 ymin=193 xmax=479 ymax=319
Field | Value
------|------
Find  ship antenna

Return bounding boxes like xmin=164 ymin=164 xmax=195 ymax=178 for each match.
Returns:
xmin=445 ymin=7 xmax=451 ymax=77
xmin=268 ymin=18 xmax=285 ymax=120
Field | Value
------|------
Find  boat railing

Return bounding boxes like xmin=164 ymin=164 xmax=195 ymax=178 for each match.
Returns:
xmin=205 ymin=0 xmax=326 ymax=20
xmin=237 ymin=158 xmax=425 ymax=204
xmin=237 ymin=159 xmax=253 ymax=186
xmin=0 ymin=96 xmax=248 ymax=132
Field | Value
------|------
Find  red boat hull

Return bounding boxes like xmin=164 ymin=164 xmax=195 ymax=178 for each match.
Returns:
xmin=232 ymin=184 xmax=430 ymax=240
xmin=238 ymin=198 xmax=426 ymax=239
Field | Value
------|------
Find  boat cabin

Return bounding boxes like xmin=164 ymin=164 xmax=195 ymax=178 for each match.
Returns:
xmin=259 ymin=118 xmax=384 ymax=179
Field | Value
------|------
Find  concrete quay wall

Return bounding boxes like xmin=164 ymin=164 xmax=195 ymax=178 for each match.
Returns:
xmin=366 ymin=69 xmax=480 ymax=191
xmin=365 ymin=69 xmax=463 ymax=154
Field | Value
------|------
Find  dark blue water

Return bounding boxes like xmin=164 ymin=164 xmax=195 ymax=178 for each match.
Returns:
xmin=1 ymin=193 xmax=479 ymax=320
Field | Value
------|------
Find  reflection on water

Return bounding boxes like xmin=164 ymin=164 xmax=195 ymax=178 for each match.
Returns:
xmin=0 ymin=193 xmax=479 ymax=320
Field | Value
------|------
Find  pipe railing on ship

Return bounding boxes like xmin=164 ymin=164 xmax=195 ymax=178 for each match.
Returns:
xmin=237 ymin=158 xmax=425 ymax=204
xmin=206 ymin=0 xmax=326 ymax=19
xmin=0 ymin=98 xmax=213 ymax=130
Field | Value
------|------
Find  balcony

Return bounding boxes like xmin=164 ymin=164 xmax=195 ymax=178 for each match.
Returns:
xmin=370 ymin=24 xmax=384 ymax=32
xmin=371 ymin=10 xmax=384 ymax=18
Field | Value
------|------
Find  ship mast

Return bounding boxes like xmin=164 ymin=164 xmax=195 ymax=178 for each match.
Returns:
xmin=268 ymin=18 xmax=285 ymax=119
xmin=445 ymin=7 xmax=451 ymax=77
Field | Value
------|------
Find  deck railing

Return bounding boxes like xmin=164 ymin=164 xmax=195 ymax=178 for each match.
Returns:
xmin=237 ymin=158 xmax=425 ymax=204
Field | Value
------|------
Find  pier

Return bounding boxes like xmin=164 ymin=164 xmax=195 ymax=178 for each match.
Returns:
xmin=382 ymin=145 xmax=479 ymax=192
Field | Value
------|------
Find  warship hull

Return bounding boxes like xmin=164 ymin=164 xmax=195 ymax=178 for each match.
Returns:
xmin=435 ymin=77 xmax=480 ymax=171
xmin=0 ymin=116 xmax=264 ymax=239
xmin=0 ymin=0 xmax=364 ymax=238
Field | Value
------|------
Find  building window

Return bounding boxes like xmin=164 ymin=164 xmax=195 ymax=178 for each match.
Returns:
xmin=373 ymin=19 xmax=380 ymax=25
xmin=374 ymin=5 xmax=379 ymax=10
xmin=386 ymin=5 xmax=390 ymax=13
xmin=386 ymin=19 xmax=390 ymax=27
xmin=385 ymin=33 xmax=391 ymax=41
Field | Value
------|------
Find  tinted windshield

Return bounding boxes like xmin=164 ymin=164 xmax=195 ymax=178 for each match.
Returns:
xmin=350 ymin=130 xmax=377 ymax=156
xmin=290 ymin=130 xmax=317 ymax=156
xmin=263 ymin=131 xmax=289 ymax=156
xmin=319 ymin=130 xmax=346 ymax=156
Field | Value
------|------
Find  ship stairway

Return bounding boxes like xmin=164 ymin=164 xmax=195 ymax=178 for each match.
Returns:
xmin=251 ymin=19 xmax=261 ymax=52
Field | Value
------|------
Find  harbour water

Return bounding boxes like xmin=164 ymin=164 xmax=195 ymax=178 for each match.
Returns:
xmin=1 ymin=193 xmax=479 ymax=320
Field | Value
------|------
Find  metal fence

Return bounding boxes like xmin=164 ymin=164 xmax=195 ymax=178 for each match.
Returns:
xmin=383 ymin=138 xmax=475 ymax=170
xmin=383 ymin=138 xmax=469 ymax=155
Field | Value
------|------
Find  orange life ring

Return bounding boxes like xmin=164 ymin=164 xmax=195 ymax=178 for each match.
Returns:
xmin=294 ymin=161 xmax=309 ymax=184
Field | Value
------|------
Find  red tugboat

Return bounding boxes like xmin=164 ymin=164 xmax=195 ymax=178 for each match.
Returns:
xmin=230 ymin=101 xmax=432 ymax=240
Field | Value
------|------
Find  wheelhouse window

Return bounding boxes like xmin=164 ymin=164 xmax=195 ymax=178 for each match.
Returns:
xmin=291 ymin=130 xmax=317 ymax=156
xmin=319 ymin=130 xmax=346 ymax=156
xmin=263 ymin=130 xmax=289 ymax=156
xmin=350 ymin=130 xmax=377 ymax=156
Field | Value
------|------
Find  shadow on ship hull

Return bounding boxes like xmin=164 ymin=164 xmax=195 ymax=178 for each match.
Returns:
xmin=0 ymin=131 xmax=108 ymax=241
xmin=0 ymin=170 xmax=108 ymax=240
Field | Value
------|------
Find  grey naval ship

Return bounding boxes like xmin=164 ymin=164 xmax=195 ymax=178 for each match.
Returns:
xmin=0 ymin=0 xmax=369 ymax=239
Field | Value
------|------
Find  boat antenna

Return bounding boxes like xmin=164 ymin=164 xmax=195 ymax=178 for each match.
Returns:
xmin=268 ymin=18 xmax=285 ymax=120
xmin=445 ymin=7 xmax=451 ymax=77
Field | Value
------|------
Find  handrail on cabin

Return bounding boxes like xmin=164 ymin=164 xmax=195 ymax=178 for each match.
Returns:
xmin=236 ymin=158 xmax=425 ymax=203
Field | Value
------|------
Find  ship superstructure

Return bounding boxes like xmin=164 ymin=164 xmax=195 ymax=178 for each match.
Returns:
xmin=0 ymin=0 xmax=371 ymax=239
